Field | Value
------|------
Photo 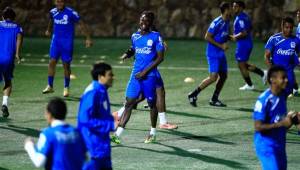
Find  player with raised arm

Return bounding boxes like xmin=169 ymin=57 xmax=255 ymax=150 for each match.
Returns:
xmin=264 ymin=17 xmax=300 ymax=96
xmin=231 ymin=1 xmax=267 ymax=91
xmin=188 ymin=2 xmax=231 ymax=107
xmin=42 ymin=0 xmax=92 ymax=97
xmin=111 ymin=11 xmax=165 ymax=144
xmin=253 ymin=66 xmax=300 ymax=170
xmin=24 ymin=98 xmax=86 ymax=170
xmin=0 ymin=7 xmax=23 ymax=118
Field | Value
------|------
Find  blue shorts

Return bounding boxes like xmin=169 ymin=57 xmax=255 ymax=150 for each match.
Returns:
xmin=155 ymin=71 xmax=164 ymax=88
xmin=256 ymin=146 xmax=287 ymax=170
xmin=207 ymin=55 xmax=228 ymax=73
xmin=0 ymin=62 xmax=14 ymax=82
xmin=83 ymin=157 xmax=112 ymax=170
xmin=49 ymin=38 xmax=73 ymax=63
xmin=235 ymin=44 xmax=252 ymax=62
xmin=126 ymin=75 xmax=156 ymax=103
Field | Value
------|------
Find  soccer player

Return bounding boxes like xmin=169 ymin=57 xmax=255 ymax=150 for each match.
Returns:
xmin=77 ymin=62 xmax=115 ymax=170
xmin=111 ymin=11 xmax=165 ymax=144
xmin=264 ymin=17 xmax=300 ymax=95
xmin=0 ymin=7 xmax=23 ymax=118
xmin=188 ymin=2 xmax=231 ymax=107
xmin=253 ymin=66 xmax=297 ymax=170
xmin=42 ymin=0 xmax=92 ymax=97
xmin=114 ymin=14 xmax=177 ymax=130
xmin=230 ymin=1 xmax=267 ymax=90
xmin=24 ymin=98 xmax=86 ymax=170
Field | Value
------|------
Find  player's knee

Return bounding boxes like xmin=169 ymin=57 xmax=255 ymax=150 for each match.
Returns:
xmin=209 ymin=75 xmax=218 ymax=82
xmin=124 ymin=99 xmax=136 ymax=109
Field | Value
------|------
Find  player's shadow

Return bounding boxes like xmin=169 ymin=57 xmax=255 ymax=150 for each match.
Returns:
xmin=159 ymin=130 xmax=234 ymax=145
xmin=0 ymin=167 xmax=10 ymax=170
xmin=166 ymin=109 xmax=218 ymax=119
xmin=122 ymin=143 xmax=245 ymax=169
xmin=0 ymin=124 xmax=40 ymax=137
xmin=63 ymin=96 xmax=81 ymax=102
xmin=110 ymin=103 xmax=125 ymax=107
xmin=0 ymin=117 xmax=11 ymax=123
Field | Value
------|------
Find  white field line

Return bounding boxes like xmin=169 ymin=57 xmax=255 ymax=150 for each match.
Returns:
xmin=19 ymin=63 xmax=300 ymax=73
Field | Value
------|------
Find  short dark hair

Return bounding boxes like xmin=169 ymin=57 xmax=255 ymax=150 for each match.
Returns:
xmin=2 ymin=7 xmax=16 ymax=20
xmin=46 ymin=97 xmax=67 ymax=120
xmin=91 ymin=62 xmax=112 ymax=80
xmin=141 ymin=11 xmax=155 ymax=25
xmin=219 ymin=2 xmax=231 ymax=14
xmin=234 ymin=1 xmax=246 ymax=9
xmin=267 ymin=65 xmax=286 ymax=84
xmin=282 ymin=16 xmax=294 ymax=26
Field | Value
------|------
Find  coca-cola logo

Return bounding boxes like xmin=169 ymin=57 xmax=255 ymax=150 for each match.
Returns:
xmin=135 ymin=47 xmax=152 ymax=54
xmin=276 ymin=48 xmax=294 ymax=56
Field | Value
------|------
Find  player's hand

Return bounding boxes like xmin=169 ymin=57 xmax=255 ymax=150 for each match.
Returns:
xmin=135 ymin=71 xmax=147 ymax=79
xmin=45 ymin=30 xmax=51 ymax=37
xmin=15 ymin=54 xmax=21 ymax=64
xmin=120 ymin=53 xmax=129 ymax=61
xmin=24 ymin=137 xmax=34 ymax=150
xmin=85 ymin=38 xmax=93 ymax=48
xmin=279 ymin=116 xmax=293 ymax=128
xmin=229 ymin=35 xmax=236 ymax=41
xmin=221 ymin=43 xmax=229 ymax=51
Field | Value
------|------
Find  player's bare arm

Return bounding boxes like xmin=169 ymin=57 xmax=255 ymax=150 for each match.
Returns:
xmin=135 ymin=51 xmax=164 ymax=79
xmin=205 ymin=32 xmax=228 ymax=51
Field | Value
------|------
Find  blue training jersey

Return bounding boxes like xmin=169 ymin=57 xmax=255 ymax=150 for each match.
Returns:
xmin=37 ymin=123 xmax=86 ymax=170
xmin=77 ymin=81 xmax=114 ymax=158
xmin=131 ymin=31 xmax=165 ymax=77
xmin=253 ymin=89 xmax=287 ymax=148
xmin=265 ymin=33 xmax=300 ymax=70
xmin=206 ymin=16 xmax=230 ymax=57
xmin=233 ymin=12 xmax=252 ymax=46
xmin=50 ymin=7 xmax=80 ymax=40
xmin=0 ymin=20 xmax=23 ymax=63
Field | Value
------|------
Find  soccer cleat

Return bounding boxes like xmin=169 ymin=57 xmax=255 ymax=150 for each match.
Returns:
xmin=111 ymin=134 xmax=121 ymax=144
xmin=144 ymin=134 xmax=156 ymax=144
xmin=188 ymin=93 xmax=197 ymax=107
xmin=209 ymin=99 xmax=226 ymax=107
xmin=159 ymin=123 xmax=178 ymax=129
xmin=143 ymin=104 xmax=149 ymax=109
xmin=2 ymin=105 xmax=9 ymax=118
xmin=262 ymin=70 xmax=267 ymax=85
xmin=239 ymin=84 xmax=254 ymax=91
xmin=293 ymin=89 xmax=299 ymax=96
xmin=112 ymin=111 xmax=120 ymax=129
xmin=42 ymin=85 xmax=54 ymax=94
xmin=63 ymin=88 xmax=69 ymax=97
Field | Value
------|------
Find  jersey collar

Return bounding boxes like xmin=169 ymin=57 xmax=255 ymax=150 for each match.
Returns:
xmin=51 ymin=120 xmax=67 ymax=127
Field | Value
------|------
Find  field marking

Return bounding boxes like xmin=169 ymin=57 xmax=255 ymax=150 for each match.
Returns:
xmin=19 ymin=63 xmax=300 ymax=73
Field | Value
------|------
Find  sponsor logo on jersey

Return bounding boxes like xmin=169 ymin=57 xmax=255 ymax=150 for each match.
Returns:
xmin=54 ymin=15 xmax=68 ymax=25
xmin=276 ymin=48 xmax=294 ymax=56
xmin=135 ymin=47 xmax=152 ymax=54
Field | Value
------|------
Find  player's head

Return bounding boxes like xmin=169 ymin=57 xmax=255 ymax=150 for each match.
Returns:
xmin=219 ymin=2 xmax=231 ymax=19
xmin=46 ymin=97 xmax=67 ymax=123
xmin=55 ymin=0 xmax=65 ymax=10
xmin=91 ymin=62 xmax=114 ymax=87
xmin=267 ymin=65 xmax=288 ymax=90
xmin=281 ymin=17 xmax=294 ymax=37
xmin=2 ymin=7 xmax=16 ymax=21
xmin=139 ymin=11 xmax=155 ymax=32
xmin=232 ymin=1 xmax=245 ymax=15
xmin=297 ymin=9 xmax=300 ymax=23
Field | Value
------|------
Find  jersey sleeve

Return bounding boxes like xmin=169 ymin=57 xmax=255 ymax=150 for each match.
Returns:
xmin=17 ymin=26 xmax=23 ymax=35
xmin=235 ymin=18 xmax=246 ymax=34
xmin=71 ymin=10 xmax=80 ymax=23
xmin=253 ymin=98 xmax=267 ymax=121
xmin=36 ymin=132 xmax=51 ymax=156
xmin=156 ymin=34 xmax=165 ymax=52
xmin=265 ymin=36 xmax=274 ymax=52
xmin=207 ymin=20 xmax=219 ymax=36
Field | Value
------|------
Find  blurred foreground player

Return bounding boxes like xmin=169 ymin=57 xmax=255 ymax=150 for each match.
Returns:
xmin=253 ymin=66 xmax=300 ymax=170
xmin=0 ymin=7 xmax=23 ymax=118
xmin=24 ymin=98 xmax=86 ymax=170
xmin=77 ymin=62 xmax=115 ymax=170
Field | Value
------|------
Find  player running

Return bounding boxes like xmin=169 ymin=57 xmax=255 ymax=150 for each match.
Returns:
xmin=253 ymin=66 xmax=299 ymax=170
xmin=111 ymin=11 xmax=165 ymax=144
xmin=231 ymin=1 xmax=267 ymax=91
xmin=188 ymin=2 xmax=231 ymax=107
xmin=264 ymin=17 xmax=300 ymax=96
xmin=0 ymin=7 xmax=23 ymax=118
xmin=42 ymin=0 xmax=92 ymax=97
